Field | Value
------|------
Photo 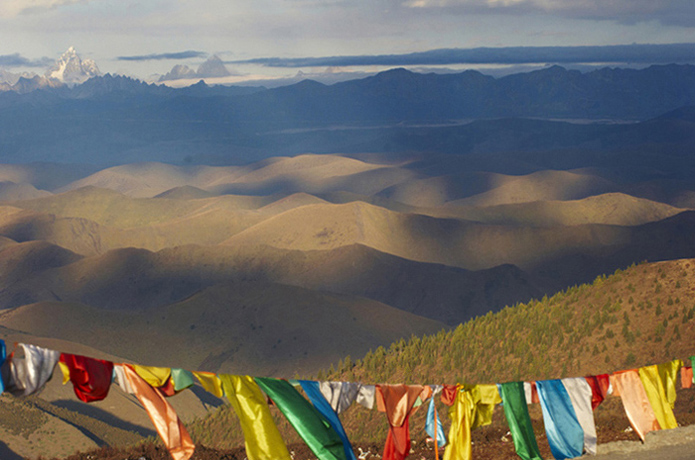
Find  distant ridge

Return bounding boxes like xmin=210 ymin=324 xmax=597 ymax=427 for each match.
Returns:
xmin=0 ymin=65 xmax=693 ymax=164
xmin=656 ymin=105 xmax=695 ymax=122
xmin=55 ymin=156 xmax=401 ymax=198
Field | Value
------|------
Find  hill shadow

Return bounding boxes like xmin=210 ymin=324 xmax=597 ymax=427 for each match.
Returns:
xmin=0 ymin=441 xmax=22 ymax=460
xmin=189 ymin=383 xmax=225 ymax=409
xmin=51 ymin=399 xmax=156 ymax=438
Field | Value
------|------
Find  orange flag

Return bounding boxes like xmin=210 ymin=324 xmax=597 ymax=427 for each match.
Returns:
xmin=123 ymin=364 xmax=195 ymax=460
xmin=681 ymin=367 xmax=693 ymax=389
xmin=376 ymin=384 xmax=432 ymax=460
xmin=610 ymin=369 xmax=660 ymax=442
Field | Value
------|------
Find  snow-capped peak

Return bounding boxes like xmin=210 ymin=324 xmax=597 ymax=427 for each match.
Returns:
xmin=45 ymin=47 xmax=101 ymax=85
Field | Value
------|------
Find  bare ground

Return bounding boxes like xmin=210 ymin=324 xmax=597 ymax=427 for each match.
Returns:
xmin=594 ymin=423 xmax=695 ymax=460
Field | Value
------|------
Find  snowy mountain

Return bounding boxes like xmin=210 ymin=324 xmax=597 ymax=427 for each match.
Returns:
xmin=159 ymin=55 xmax=232 ymax=81
xmin=45 ymin=47 xmax=100 ymax=85
xmin=158 ymin=64 xmax=196 ymax=82
xmin=0 ymin=68 xmax=25 ymax=86
xmin=12 ymin=75 xmax=64 ymax=93
xmin=196 ymin=55 xmax=231 ymax=78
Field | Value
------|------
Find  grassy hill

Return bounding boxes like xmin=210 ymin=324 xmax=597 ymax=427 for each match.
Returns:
xmin=336 ymin=258 xmax=695 ymax=384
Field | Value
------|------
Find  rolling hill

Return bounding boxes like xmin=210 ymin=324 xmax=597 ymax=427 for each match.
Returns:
xmin=376 ymin=172 xmax=510 ymax=208
xmin=54 ymin=155 xmax=406 ymax=198
xmin=448 ymin=193 xmax=686 ymax=227
xmin=220 ymin=200 xmax=695 ymax=286
xmin=0 ymin=163 xmax=98 ymax=191
xmin=444 ymin=169 xmax=621 ymax=207
xmin=54 ymin=162 xmax=244 ymax=198
xmin=0 ymin=181 xmax=51 ymax=201
xmin=0 ymin=281 xmax=446 ymax=376
xmin=377 ymin=169 xmax=622 ymax=208
xmin=0 ymin=157 xmax=693 ymax=316
xmin=0 ymin=241 xmax=542 ymax=325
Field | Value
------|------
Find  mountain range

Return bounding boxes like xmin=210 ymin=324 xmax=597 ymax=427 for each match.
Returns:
xmin=0 ymin=47 xmax=100 ymax=93
xmin=0 ymin=64 xmax=694 ymax=164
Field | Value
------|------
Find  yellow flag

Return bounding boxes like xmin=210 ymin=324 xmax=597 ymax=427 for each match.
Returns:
xmin=639 ymin=364 xmax=678 ymax=430
xmin=132 ymin=365 xmax=171 ymax=388
xmin=443 ymin=384 xmax=502 ymax=460
xmin=218 ymin=374 xmax=292 ymax=460
xmin=658 ymin=359 xmax=682 ymax=408
xmin=192 ymin=371 xmax=224 ymax=398
xmin=472 ymin=384 xmax=502 ymax=429
xmin=58 ymin=361 xmax=70 ymax=385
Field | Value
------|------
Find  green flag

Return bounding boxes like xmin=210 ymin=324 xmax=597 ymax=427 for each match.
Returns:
xmin=498 ymin=382 xmax=542 ymax=460
xmin=171 ymin=368 xmax=195 ymax=392
xmin=255 ymin=377 xmax=348 ymax=460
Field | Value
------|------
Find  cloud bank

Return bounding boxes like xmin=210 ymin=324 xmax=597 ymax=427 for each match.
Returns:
xmin=232 ymin=43 xmax=695 ymax=68
xmin=0 ymin=53 xmax=53 ymax=68
xmin=0 ymin=0 xmax=86 ymax=18
xmin=400 ymin=0 xmax=695 ymax=28
xmin=117 ymin=51 xmax=208 ymax=62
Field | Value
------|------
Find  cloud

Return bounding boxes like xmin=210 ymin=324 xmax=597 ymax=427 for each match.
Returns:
xmin=0 ymin=53 xmax=53 ymax=68
xmin=398 ymin=0 xmax=695 ymax=27
xmin=117 ymin=51 xmax=208 ymax=62
xmin=0 ymin=0 xmax=87 ymax=18
xmin=231 ymin=43 xmax=695 ymax=68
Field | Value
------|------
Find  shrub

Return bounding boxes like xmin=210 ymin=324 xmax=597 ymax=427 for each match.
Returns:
xmin=624 ymin=353 xmax=637 ymax=367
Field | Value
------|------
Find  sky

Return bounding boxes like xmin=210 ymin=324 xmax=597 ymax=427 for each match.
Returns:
xmin=0 ymin=0 xmax=694 ymax=83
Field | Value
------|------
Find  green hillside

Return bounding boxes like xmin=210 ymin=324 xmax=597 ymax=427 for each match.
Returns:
xmin=333 ymin=259 xmax=695 ymax=384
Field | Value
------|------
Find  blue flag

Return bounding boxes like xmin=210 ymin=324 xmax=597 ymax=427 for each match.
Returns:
xmin=425 ymin=395 xmax=446 ymax=447
xmin=536 ymin=379 xmax=584 ymax=459
xmin=299 ymin=380 xmax=357 ymax=460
